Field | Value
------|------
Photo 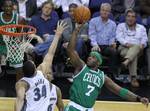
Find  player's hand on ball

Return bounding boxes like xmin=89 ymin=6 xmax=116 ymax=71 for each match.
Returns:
xmin=55 ymin=20 xmax=68 ymax=37
xmin=140 ymin=97 xmax=149 ymax=107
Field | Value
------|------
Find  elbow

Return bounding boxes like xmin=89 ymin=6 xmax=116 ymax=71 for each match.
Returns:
xmin=66 ymin=47 xmax=76 ymax=58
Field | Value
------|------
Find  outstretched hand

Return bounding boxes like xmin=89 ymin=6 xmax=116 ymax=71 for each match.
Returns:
xmin=55 ymin=20 xmax=68 ymax=37
xmin=140 ymin=97 xmax=149 ymax=107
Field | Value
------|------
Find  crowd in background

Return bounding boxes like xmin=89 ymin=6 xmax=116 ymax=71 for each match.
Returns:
xmin=0 ymin=0 xmax=150 ymax=88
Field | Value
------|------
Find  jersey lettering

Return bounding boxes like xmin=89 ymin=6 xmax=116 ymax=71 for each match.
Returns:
xmin=34 ymin=85 xmax=47 ymax=101
xmin=47 ymin=104 xmax=53 ymax=111
xmin=83 ymin=73 xmax=101 ymax=87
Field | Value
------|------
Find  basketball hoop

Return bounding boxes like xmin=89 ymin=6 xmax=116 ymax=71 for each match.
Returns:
xmin=0 ymin=24 xmax=36 ymax=68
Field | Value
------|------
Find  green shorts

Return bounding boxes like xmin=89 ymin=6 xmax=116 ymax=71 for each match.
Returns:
xmin=64 ymin=105 xmax=80 ymax=111
xmin=65 ymin=101 xmax=94 ymax=111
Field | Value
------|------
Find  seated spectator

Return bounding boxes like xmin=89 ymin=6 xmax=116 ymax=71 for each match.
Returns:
xmin=89 ymin=3 xmax=119 ymax=76
xmin=116 ymin=9 xmax=148 ymax=87
xmin=139 ymin=0 xmax=150 ymax=25
xmin=112 ymin=0 xmax=140 ymax=21
xmin=62 ymin=3 xmax=88 ymax=60
xmin=14 ymin=0 xmax=38 ymax=21
xmin=52 ymin=3 xmax=88 ymax=75
xmin=29 ymin=1 xmax=59 ymax=57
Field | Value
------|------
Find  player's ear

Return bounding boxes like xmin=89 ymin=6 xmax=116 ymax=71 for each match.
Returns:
xmin=97 ymin=60 xmax=100 ymax=67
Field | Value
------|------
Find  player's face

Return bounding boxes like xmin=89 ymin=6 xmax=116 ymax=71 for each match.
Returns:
xmin=42 ymin=3 xmax=53 ymax=17
xmin=87 ymin=56 xmax=98 ymax=68
xmin=126 ymin=12 xmax=136 ymax=26
xmin=3 ymin=1 xmax=13 ymax=15
xmin=100 ymin=6 xmax=110 ymax=19
xmin=69 ymin=7 xmax=76 ymax=19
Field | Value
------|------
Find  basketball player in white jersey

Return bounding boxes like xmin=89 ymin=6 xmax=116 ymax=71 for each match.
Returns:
xmin=15 ymin=21 xmax=68 ymax=111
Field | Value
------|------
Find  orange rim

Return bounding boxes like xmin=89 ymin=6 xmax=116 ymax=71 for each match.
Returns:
xmin=0 ymin=24 xmax=36 ymax=37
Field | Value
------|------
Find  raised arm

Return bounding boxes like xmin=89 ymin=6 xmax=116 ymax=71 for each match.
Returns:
xmin=37 ymin=21 xmax=67 ymax=80
xmin=67 ymin=24 xmax=85 ymax=70
xmin=104 ymin=76 xmax=149 ymax=107
xmin=15 ymin=81 xmax=28 ymax=111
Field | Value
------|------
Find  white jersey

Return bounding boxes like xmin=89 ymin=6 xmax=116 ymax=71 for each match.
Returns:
xmin=21 ymin=70 xmax=51 ymax=111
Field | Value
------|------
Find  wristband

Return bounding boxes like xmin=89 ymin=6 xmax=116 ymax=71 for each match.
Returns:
xmin=119 ymin=88 xmax=129 ymax=99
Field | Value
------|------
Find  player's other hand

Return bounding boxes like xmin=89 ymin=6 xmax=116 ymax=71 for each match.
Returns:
xmin=140 ymin=97 xmax=149 ymax=107
xmin=55 ymin=20 xmax=68 ymax=37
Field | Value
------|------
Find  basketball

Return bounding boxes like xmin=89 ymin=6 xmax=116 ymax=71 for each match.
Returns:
xmin=73 ymin=6 xmax=91 ymax=24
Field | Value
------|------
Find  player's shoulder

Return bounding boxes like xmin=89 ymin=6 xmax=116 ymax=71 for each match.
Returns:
xmin=15 ymin=80 xmax=29 ymax=90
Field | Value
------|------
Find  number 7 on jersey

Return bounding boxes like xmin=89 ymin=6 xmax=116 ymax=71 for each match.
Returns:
xmin=85 ymin=85 xmax=95 ymax=96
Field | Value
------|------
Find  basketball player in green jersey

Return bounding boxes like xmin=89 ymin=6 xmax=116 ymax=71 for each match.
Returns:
xmin=0 ymin=0 xmax=27 ymax=80
xmin=65 ymin=24 xmax=149 ymax=111
xmin=0 ymin=0 xmax=42 ymax=80
xmin=0 ymin=0 xmax=26 ymax=55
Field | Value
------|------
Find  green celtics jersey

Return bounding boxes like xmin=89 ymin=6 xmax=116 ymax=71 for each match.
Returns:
xmin=0 ymin=12 xmax=18 ymax=55
xmin=70 ymin=65 xmax=105 ymax=108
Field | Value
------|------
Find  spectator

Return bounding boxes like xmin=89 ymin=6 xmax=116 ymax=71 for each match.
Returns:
xmin=14 ymin=0 xmax=38 ymax=21
xmin=139 ymin=0 xmax=150 ymax=25
xmin=29 ymin=1 xmax=58 ymax=37
xmin=51 ymin=3 xmax=89 ymax=75
xmin=62 ymin=3 xmax=88 ymax=59
xmin=89 ymin=3 xmax=119 ymax=76
xmin=112 ymin=0 xmax=140 ymax=21
xmin=29 ymin=1 xmax=59 ymax=58
xmin=116 ymin=9 xmax=148 ymax=87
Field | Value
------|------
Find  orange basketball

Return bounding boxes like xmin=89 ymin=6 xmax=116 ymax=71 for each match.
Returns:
xmin=73 ymin=6 xmax=91 ymax=24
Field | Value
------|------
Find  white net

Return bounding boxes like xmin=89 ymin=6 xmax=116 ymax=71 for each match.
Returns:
xmin=0 ymin=25 xmax=36 ymax=68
